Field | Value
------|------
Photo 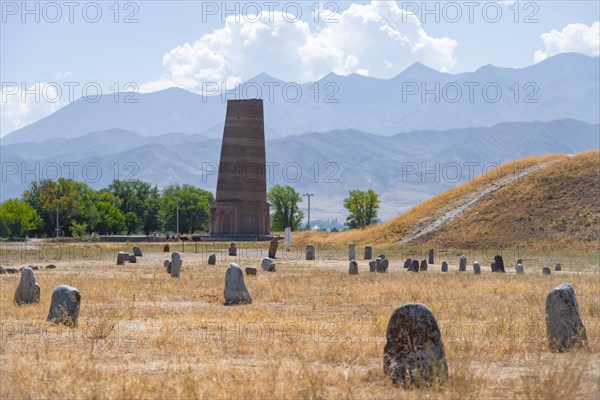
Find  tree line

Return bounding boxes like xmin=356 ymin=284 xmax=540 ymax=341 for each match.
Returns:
xmin=0 ymin=179 xmax=380 ymax=238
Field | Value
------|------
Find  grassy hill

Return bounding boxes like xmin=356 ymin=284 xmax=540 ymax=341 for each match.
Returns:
xmin=297 ymin=151 xmax=599 ymax=252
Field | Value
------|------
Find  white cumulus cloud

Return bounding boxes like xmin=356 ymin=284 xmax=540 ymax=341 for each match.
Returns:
xmin=141 ymin=1 xmax=457 ymax=93
xmin=534 ymin=21 xmax=600 ymax=62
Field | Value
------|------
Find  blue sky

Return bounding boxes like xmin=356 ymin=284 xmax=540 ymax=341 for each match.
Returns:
xmin=1 ymin=1 xmax=599 ymax=136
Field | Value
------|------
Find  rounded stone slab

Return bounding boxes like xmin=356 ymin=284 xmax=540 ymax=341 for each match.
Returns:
xmin=348 ymin=244 xmax=356 ymax=261
xmin=305 ymin=244 xmax=315 ymax=260
xmin=473 ymin=262 xmax=481 ymax=275
xmin=458 ymin=256 xmax=467 ymax=272
xmin=116 ymin=252 xmax=128 ymax=265
xmin=419 ymin=260 xmax=428 ymax=272
xmin=349 ymin=260 xmax=358 ymax=275
xmin=224 ymin=263 xmax=252 ymax=305
xmin=555 ymin=263 xmax=562 ymax=271
xmin=403 ymin=258 xmax=412 ymax=269
xmin=494 ymin=255 xmax=505 ymax=273
xmin=408 ymin=259 xmax=420 ymax=273
xmin=441 ymin=261 xmax=448 ymax=272
xmin=379 ymin=258 xmax=389 ymax=273
xmin=364 ymin=245 xmax=372 ymax=260
xmin=208 ymin=254 xmax=216 ymax=265
xmin=383 ymin=303 xmax=448 ymax=388
xmin=516 ymin=263 xmax=524 ymax=274
xmin=47 ymin=285 xmax=81 ymax=326
xmin=546 ymin=283 xmax=587 ymax=352
xmin=170 ymin=252 xmax=182 ymax=277
xmin=14 ymin=267 xmax=40 ymax=305
xmin=369 ymin=261 xmax=377 ymax=272
xmin=245 ymin=267 xmax=257 ymax=276
xmin=132 ymin=246 xmax=143 ymax=257
xmin=542 ymin=267 xmax=551 ymax=275
xmin=261 ymin=257 xmax=276 ymax=272
xmin=129 ymin=254 xmax=137 ymax=263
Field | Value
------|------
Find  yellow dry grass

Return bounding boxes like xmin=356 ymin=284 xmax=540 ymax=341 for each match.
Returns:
xmin=1 ymin=243 xmax=599 ymax=399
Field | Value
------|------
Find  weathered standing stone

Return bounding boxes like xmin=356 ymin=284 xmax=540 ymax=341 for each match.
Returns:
xmin=268 ymin=237 xmax=279 ymax=259
xmin=224 ymin=263 xmax=252 ymax=305
xmin=403 ymin=258 xmax=412 ymax=269
xmin=348 ymin=243 xmax=356 ymax=261
xmin=228 ymin=243 xmax=237 ymax=256
xmin=261 ymin=257 xmax=276 ymax=272
xmin=555 ymin=263 xmax=562 ymax=271
xmin=428 ymin=249 xmax=434 ymax=264
xmin=546 ymin=283 xmax=587 ymax=352
xmin=409 ymin=259 xmax=420 ymax=273
xmin=458 ymin=256 xmax=467 ymax=272
xmin=117 ymin=252 xmax=128 ymax=265
xmin=543 ymin=267 xmax=551 ymax=275
xmin=163 ymin=244 xmax=170 ymax=252
xmin=494 ymin=255 xmax=505 ymax=273
xmin=383 ymin=303 xmax=448 ymax=388
xmin=375 ymin=257 xmax=382 ymax=272
xmin=473 ymin=262 xmax=481 ymax=275
xmin=245 ymin=267 xmax=257 ymax=276
xmin=208 ymin=254 xmax=216 ymax=265
xmin=491 ymin=262 xmax=497 ymax=272
xmin=133 ymin=246 xmax=142 ymax=257
xmin=379 ymin=258 xmax=389 ymax=273
xmin=349 ymin=260 xmax=359 ymax=275
xmin=163 ymin=259 xmax=170 ymax=268
xmin=364 ymin=245 xmax=372 ymax=260
xmin=441 ymin=261 xmax=448 ymax=272
xmin=170 ymin=252 xmax=182 ymax=277
xmin=47 ymin=285 xmax=81 ymax=326
xmin=369 ymin=261 xmax=377 ymax=272
xmin=306 ymin=244 xmax=315 ymax=260
xmin=516 ymin=263 xmax=524 ymax=274
xmin=420 ymin=260 xmax=428 ymax=272
xmin=129 ymin=254 xmax=137 ymax=263
xmin=14 ymin=267 xmax=40 ymax=305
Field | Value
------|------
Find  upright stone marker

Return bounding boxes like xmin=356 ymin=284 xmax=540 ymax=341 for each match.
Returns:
xmin=473 ymin=262 xmax=481 ymax=275
xmin=208 ymin=254 xmax=216 ymax=265
xmin=555 ymin=263 xmax=562 ymax=271
xmin=14 ymin=267 xmax=40 ymax=305
xmin=348 ymin=243 xmax=356 ymax=261
xmin=364 ymin=245 xmax=372 ymax=260
xmin=379 ymin=258 xmax=389 ymax=273
xmin=403 ymin=258 xmax=412 ymax=269
xmin=494 ymin=255 xmax=505 ymax=273
xmin=261 ymin=257 xmax=276 ymax=272
xmin=228 ymin=243 xmax=237 ymax=256
xmin=47 ymin=285 xmax=81 ymax=326
xmin=129 ymin=254 xmax=137 ymax=263
xmin=133 ymin=246 xmax=142 ymax=257
xmin=441 ymin=261 xmax=448 ymax=272
xmin=268 ymin=237 xmax=279 ymax=259
xmin=516 ymin=263 xmax=524 ymax=274
xmin=245 ymin=267 xmax=257 ymax=276
xmin=163 ymin=244 xmax=170 ymax=252
xmin=170 ymin=252 xmax=182 ymax=277
xmin=349 ymin=260 xmax=359 ymax=275
xmin=375 ymin=257 xmax=382 ymax=272
xmin=224 ymin=263 xmax=252 ymax=305
xmin=383 ymin=303 xmax=448 ymax=388
xmin=117 ymin=252 xmax=128 ymax=265
xmin=164 ymin=259 xmax=171 ymax=271
xmin=420 ymin=259 xmax=428 ymax=272
xmin=458 ymin=255 xmax=467 ymax=272
xmin=284 ymin=227 xmax=291 ymax=251
xmin=491 ymin=262 xmax=497 ymax=272
xmin=428 ymin=249 xmax=434 ymax=264
xmin=543 ymin=267 xmax=551 ymax=275
xmin=546 ymin=283 xmax=587 ymax=352
xmin=306 ymin=244 xmax=315 ymax=260
xmin=409 ymin=259 xmax=420 ymax=273
xmin=369 ymin=261 xmax=377 ymax=272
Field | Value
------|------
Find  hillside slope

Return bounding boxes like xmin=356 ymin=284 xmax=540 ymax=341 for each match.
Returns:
xmin=297 ymin=151 xmax=599 ymax=252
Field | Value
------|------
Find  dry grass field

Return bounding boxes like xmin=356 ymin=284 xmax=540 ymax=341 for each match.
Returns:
xmin=1 ymin=243 xmax=599 ymax=399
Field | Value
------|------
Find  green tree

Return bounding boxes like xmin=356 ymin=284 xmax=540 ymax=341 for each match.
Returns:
xmin=343 ymin=189 xmax=380 ymax=229
xmin=159 ymin=184 xmax=214 ymax=233
xmin=69 ymin=221 xmax=88 ymax=238
xmin=124 ymin=212 xmax=139 ymax=235
xmin=267 ymin=185 xmax=304 ymax=231
xmin=107 ymin=180 xmax=160 ymax=234
xmin=0 ymin=199 xmax=41 ymax=238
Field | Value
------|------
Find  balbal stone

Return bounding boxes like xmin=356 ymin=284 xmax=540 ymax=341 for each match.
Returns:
xmin=428 ymin=249 xmax=434 ymax=264
xmin=163 ymin=259 xmax=171 ymax=268
xmin=348 ymin=243 xmax=356 ymax=261
xmin=349 ymin=260 xmax=359 ymax=275
xmin=45 ymin=264 xmax=56 ymax=269
xmin=117 ymin=252 xmax=128 ymax=265
xmin=543 ymin=267 xmax=551 ymax=275
xmin=364 ymin=245 xmax=372 ymax=260
xmin=555 ymin=263 xmax=562 ymax=271
xmin=369 ymin=261 xmax=377 ymax=272
xmin=379 ymin=258 xmax=389 ymax=273
xmin=473 ymin=262 xmax=481 ymax=275
xmin=170 ymin=252 xmax=182 ymax=277
xmin=14 ymin=267 xmax=40 ymax=305
xmin=133 ymin=246 xmax=142 ymax=257
xmin=494 ymin=255 xmax=505 ymax=273
xmin=224 ymin=263 xmax=252 ymax=305
xmin=516 ymin=263 xmax=524 ymax=274
xmin=268 ymin=237 xmax=279 ymax=259
xmin=403 ymin=258 xmax=412 ymax=269
xmin=47 ymin=285 xmax=81 ymax=326
xmin=441 ymin=261 xmax=448 ymax=272
xmin=245 ymin=267 xmax=257 ymax=276
xmin=409 ymin=259 xmax=420 ymax=273
xmin=163 ymin=244 xmax=170 ymax=252
xmin=129 ymin=254 xmax=137 ymax=263
xmin=6 ymin=267 xmax=17 ymax=274
xmin=420 ymin=259 xmax=428 ymax=272
xmin=383 ymin=303 xmax=448 ymax=388
xmin=546 ymin=283 xmax=587 ymax=352
xmin=375 ymin=257 xmax=383 ymax=272
xmin=208 ymin=254 xmax=216 ymax=265
xmin=261 ymin=257 xmax=276 ymax=272
xmin=228 ymin=243 xmax=237 ymax=256
xmin=306 ymin=244 xmax=315 ymax=260
xmin=458 ymin=256 xmax=467 ymax=272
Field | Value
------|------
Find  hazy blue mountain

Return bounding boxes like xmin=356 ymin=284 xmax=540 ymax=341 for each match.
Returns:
xmin=2 ymin=119 xmax=598 ymax=221
xmin=3 ymin=53 xmax=598 ymax=144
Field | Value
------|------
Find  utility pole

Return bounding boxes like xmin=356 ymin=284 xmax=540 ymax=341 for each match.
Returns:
xmin=303 ymin=193 xmax=314 ymax=230
xmin=176 ymin=197 xmax=180 ymax=238
xmin=55 ymin=200 xmax=59 ymax=237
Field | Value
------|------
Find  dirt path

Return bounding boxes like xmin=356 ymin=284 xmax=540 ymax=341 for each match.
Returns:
xmin=398 ymin=160 xmax=560 ymax=244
